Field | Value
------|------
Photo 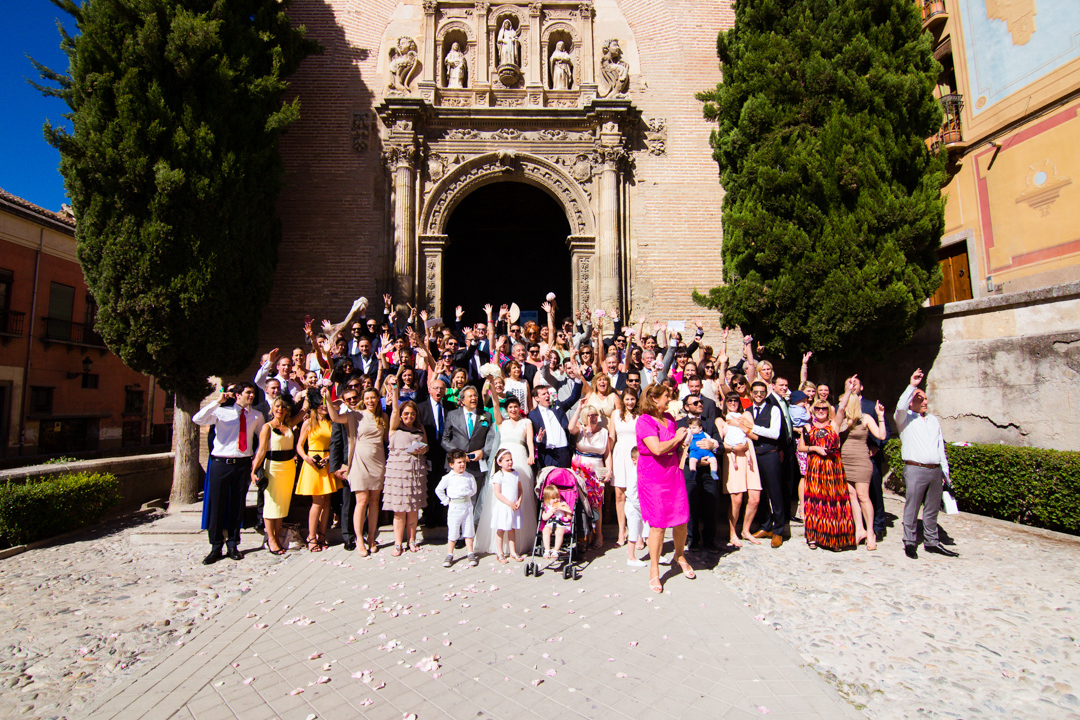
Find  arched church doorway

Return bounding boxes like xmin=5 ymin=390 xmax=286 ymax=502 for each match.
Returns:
xmin=442 ymin=182 xmax=573 ymax=325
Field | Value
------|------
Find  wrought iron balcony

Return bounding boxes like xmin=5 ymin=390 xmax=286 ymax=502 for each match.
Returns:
xmin=931 ymin=93 xmax=965 ymax=153
xmin=41 ymin=317 xmax=107 ymax=347
xmin=0 ymin=309 xmax=25 ymax=337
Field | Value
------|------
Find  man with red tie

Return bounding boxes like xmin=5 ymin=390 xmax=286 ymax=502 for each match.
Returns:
xmin=194 ymin=382 xmax=265 ymax=565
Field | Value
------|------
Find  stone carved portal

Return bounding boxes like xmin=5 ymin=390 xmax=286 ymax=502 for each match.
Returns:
xmin=377 ymin=0 xmax=638 ymax=319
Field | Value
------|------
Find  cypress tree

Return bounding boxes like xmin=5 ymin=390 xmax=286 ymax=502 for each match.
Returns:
xmin=696 ymin=0 xmax=947 ymax=360
xmin=34 ymin=0 xmax=319 ymax=502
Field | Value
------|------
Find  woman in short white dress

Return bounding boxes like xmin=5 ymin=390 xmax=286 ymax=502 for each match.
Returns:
xmin=610 ymin=388 xmax=641 ymax=546
xmin=474 ymin=393 xmax=537 ymax=555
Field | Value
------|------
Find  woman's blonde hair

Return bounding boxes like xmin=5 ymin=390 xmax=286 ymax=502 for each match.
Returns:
xmin=638 ymin=384 xmax=671 ymax=419
xmin=842 ymin=393 xmax=862 ymax=429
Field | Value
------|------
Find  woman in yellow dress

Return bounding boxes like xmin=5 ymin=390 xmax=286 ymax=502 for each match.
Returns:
xmin=250 ymin=397 xmax=297 ymax=555
xmin=296 ymin=397 xmax=341 ymax=551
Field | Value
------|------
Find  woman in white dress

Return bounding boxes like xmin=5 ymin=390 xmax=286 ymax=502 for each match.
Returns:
xmin=610 ymin=388 xmax=641 ymax=546
xmin=474 ymin=393 xmax=538 ymax=555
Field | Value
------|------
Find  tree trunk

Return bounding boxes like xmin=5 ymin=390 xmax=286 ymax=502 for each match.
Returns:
xmin=170 ymin=392 xmax=203 ymax=507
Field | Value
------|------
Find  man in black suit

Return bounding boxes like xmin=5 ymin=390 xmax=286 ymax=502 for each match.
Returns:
xmin=459 ymin=327 xmax=491 ymax=384
xmin=350 ymin=334 xmax=378 ymax=377
xmin=677 ymin=393 xmax=722 ymax=552
xmin=440 ymin=386 xmax=496 ymax=523
xmin=329 ymin=381 xmax=363 ymax=551
xmin=745 ymin=381 xmax=786 ymax=548
xmin=528 ymin=382 xmax=581 ymax=470
xmin=771 ymin=376 xmax=798 ymax=525
xmin=601 ymin=353 xmax=628 ymax=393
xmin=684 ymin=377 xmax=717 ymax=427
xmin=417 ymin=378 xmax=450 ymax=527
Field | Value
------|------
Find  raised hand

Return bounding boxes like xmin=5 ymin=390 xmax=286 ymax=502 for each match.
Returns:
xmin=420 ymin=309 xmax=428 ymax=322
xmin=303 ymin=318 xmax=313 ymax=336
xmin=383 ymin=293 xmax=392 ymax=308
xmin=802 ymin=351 xmax=813 ymax=365
xmin=743 ymin=334 xmax=753 ymax=346
xmin=875 ymin=400 xmax=885 ymax=416
xmin=380 ymin=331 xmax=391 ymax=347
xmin=406 ymin=303 xmax=417 ymax=319
xmin=267 ymin=347 xmax=281 ymax=365
xmin=693 ymin=317 xmax=703 ymax=331
xmin=500 ymin=304 xmax=509 ymax=318
xmin=455 ymin=305 xmax=464 ymax=320
xmin=483 ymin=303 xmax=493 ymax=317
xmin=540 ymin=301 xmax=552 ymax=314
xmin=910 ymin=368 xmax=924 ymax=387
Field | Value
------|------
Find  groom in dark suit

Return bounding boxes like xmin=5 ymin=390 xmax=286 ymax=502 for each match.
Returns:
xmin=418 ymin=378 xmax=450 ymax=527
xmin=527 ymin=382 xmax=582 ymax=470
xmin=440 ymin=385 xmax=496 ymax=523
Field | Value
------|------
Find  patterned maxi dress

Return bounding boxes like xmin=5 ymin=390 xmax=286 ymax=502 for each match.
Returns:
xmin=802 ymin=423 xmax=856 ymax=550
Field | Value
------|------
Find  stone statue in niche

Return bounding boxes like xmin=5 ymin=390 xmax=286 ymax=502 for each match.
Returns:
xmin=497 ymin=19 xmax=521 ymax=67
xmin=445 ymin=42 xmax=468 ymax=88
xmin=550 ymin=41 xmax=573 ymax=90
xmin=598 ymin=38 xmax=629 ymax=97
xmin=388 ymin=37 xmax=421 ymax=94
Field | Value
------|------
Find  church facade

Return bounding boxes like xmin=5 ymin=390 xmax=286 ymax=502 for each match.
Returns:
xmin=269 ymin=0 xmax=731 ymax=338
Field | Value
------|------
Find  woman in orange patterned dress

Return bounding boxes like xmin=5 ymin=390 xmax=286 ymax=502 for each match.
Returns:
xmin=798 ymin=400 xmax=856 ymax=550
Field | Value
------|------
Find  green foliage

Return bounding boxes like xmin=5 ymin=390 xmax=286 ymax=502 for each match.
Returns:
xmin=44 ymin=456 xmax=77 ymax=465
xmin=697 ymin=0 xmax=947 ymax=359
xmin=34 ymin=0 xmax=320 ymax=399
xmin=884 ymin=440 xmax=1080 ymax=534
xmin=0 ymin=472 xmax=122 ymax=545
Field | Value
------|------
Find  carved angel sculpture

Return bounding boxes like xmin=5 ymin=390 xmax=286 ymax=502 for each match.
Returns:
xmin=598 ymin=39 xmax=629 ymax=97
xmin=550 ymin=41 xmax=573 ymax=90
xmin=388 ymin=37 xmax=420 ymax=93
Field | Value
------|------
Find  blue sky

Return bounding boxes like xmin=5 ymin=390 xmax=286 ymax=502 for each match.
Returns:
xmin=1 ymin=0 xmax=76 ymax=211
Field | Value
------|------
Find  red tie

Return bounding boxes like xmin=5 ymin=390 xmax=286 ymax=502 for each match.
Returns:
xmin=238 ymin=409 xmax=248 ymax=453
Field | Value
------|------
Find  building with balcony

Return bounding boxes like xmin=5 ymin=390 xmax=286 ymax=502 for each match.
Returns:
xmin=907 ymin=0 xmax=1080 ymax=450
xmin=0 ymin=188 xmax=170 ymax=459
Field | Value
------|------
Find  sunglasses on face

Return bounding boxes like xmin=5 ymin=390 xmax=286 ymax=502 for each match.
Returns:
xmin=686 ymin=400 xmax=701 ymax=406
xmin=750 ymin=390 xmax=767 ymax=396
xmin=344 ymin=396 xmax=360 ymax=403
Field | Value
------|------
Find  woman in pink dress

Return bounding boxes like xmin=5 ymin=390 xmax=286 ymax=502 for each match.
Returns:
xmin=636 ymin=384 xmax=694 ymax=594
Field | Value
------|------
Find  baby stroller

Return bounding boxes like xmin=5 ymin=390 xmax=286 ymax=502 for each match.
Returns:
xmin=526 ymin=467 xmax=592 ymax=580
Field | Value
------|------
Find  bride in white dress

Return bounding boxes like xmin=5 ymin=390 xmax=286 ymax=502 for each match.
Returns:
xmin=475 ymin=391 xmax=537 ymax=555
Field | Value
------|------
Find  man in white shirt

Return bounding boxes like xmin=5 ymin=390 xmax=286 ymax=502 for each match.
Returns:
xmin=528 ymin=382 xmax=581 ymax=470
xmin=895 ymin=368 xmax=958 ymax=559
xmin=193 ymin=382 xmax=265 ymax=565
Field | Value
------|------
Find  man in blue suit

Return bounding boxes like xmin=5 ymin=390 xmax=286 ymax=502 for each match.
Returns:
xmin=527 ymin=382 xmax=582 ymax=470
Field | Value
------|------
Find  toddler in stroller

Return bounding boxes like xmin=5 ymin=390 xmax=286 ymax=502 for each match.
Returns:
xmin=526 ymin=467 xmax=592 ymax=579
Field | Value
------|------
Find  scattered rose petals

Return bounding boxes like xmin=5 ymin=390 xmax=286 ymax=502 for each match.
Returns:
xmin=245 ymin=612 xmax=257 ymax=618
xmin=243 ymin=677 xmax=254 ymax=685
xmin=315 ymin=676 xmax=331 ymax=684
xmin=757 ymin=707 xmax=770 ymax=714
xmin=308 ymin=652 xmax=323 ymax=660
xmin=629 ymin=641 xmax=638 ymax=647
xmin=531 ymin=679 xmax=544 ymax=687
xmin=374 ymin=682 xmax=386 ymax=690
xmin=253 ymin=623 xmax=267 ymax=630
xmin=360 ymin=698 xmax=373 ymax=706
xmin=545 ymin=669 xmax=557 ymax=677
xmin=322 ymin=663 xmax=333 ymax=671
xmin=289 ymin=688 xmax=304 ymax=696
xmin=616 ymin=672 xmax=627 ymax=678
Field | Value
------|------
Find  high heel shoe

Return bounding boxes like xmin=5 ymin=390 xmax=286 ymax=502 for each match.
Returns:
xmin=675 ymin=557 xmax=696 ymax=580
xmin=649 ymin=575 xmax=663 ymax=593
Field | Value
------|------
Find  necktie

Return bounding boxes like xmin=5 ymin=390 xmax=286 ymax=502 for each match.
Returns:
xmin=238 ymin=408 xmax=248 ymax=452
xmin=437 ymin=404 xmax=444 ymax=436
xmin=467 ymin=412 xmax=474 ymax=435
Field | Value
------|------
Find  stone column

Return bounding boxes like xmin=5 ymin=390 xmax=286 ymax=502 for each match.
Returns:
xmin=579 ymin=2 xmax=595 ymax=85
xmin=527 ymin=2 xmax=543 ymax=88
xmin=568 ymin=235 xmax=597 ymax=314
xmin=595 ymin=125 xmax=626 ymax=315
xmin=422 ymin=1 xmax=437 ymax=83
xmin=384 ymin=142 xmax=420 ymax=301
xmin=475 ymin=1 xmax=490 ymax=86
xmin=419 ymin=235 xmax=449 ymax=316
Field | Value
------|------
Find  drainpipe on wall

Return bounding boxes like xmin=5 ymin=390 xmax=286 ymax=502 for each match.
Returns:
xmin=17 ymin=228 xmax=44 ymax=456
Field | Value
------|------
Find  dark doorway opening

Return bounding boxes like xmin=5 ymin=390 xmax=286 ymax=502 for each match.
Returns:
xmin=443 ymin=182 xmax=572 ymax=325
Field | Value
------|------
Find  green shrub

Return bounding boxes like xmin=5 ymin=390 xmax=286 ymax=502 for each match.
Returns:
xmin=885 ymin=439 xmax=1080 ymax=534
xmin=0 ymin=472 xmax=122 ymax=545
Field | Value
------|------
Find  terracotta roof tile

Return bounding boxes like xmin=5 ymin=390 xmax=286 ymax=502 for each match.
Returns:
xmin=0 ymin=186 xmax=76 ymax=229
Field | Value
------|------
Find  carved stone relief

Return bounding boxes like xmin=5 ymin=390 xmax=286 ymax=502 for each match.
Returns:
xmin=351 ymin=113 xmax=374 ymax=153
xmin=425 ymin=257 xmax=438 ymax=311
xmin=434 ymin=127 xmax=594 ymax=142
xmin=644 ymin=117 xmax=667 ymax=156
xmin=577 ymin=255 xmax=591 ymax=308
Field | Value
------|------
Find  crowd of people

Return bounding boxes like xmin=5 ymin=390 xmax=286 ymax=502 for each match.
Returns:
xmin=193 ymin=293 xmax=958 ymax=593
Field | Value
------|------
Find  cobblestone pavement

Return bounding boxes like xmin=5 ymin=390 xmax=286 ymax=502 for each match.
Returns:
xmin=714 ymin=494 xmax=1080 ymax=719
xmin=0 ymin=495 xmax=1077 ymax=720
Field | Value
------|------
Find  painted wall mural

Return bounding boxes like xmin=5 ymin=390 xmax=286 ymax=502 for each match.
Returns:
xmin=959 ymin=0 xmax=1080 ymax=115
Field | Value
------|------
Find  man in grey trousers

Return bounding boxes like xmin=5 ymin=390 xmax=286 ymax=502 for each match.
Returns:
xmin=894 ymin=368 xmax=959 ymax=559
